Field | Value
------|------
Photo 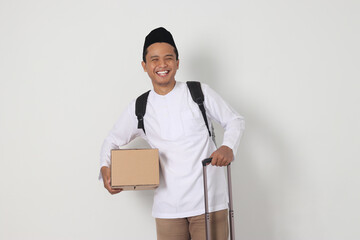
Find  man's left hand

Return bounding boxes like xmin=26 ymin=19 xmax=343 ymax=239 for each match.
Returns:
xmin=210 ymin=145 xmax=234 ymax=166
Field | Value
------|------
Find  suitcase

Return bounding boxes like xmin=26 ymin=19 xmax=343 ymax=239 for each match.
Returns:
xmin=202 ymin=158 xmax=235 ymax=240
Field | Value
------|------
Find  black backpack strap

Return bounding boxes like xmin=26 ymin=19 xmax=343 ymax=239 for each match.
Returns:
xmin=135 ymin=90 xmax=151 ymax=134
xmin=186 ymin=81 xmax=212 ymax=137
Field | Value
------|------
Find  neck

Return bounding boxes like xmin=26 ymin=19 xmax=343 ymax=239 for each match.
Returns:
xmin=153 ymin=80 xmax=176 ymax=95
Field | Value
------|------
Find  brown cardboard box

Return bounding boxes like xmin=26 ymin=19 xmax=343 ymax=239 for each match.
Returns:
xmin=111 ymin=149 xmax=159 ymax=190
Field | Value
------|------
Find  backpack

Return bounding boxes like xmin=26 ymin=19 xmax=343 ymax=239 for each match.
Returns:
xmin=135 ymin=81 xmax=212 ymax=137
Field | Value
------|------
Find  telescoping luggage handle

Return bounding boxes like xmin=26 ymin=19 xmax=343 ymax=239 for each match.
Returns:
xmin=202 ymin=158 xmax=235 ymax=240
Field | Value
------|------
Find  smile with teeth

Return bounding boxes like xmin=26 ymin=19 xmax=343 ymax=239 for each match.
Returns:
xmin=156 ymin=70 xmax=169 ymax=77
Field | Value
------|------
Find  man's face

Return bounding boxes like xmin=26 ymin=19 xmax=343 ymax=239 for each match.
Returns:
xmin=141 ymin=42 xmax=179 ymax=89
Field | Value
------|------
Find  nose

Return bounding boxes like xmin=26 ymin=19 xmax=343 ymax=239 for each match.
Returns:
xmin=158 ymin=59 xmax=167 ymax=67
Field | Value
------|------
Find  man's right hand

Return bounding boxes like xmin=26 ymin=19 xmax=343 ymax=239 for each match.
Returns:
xmin=101 ymin=166 xmax=123 ymax=195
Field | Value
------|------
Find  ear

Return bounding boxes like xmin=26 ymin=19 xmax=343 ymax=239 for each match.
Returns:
xmin=141 ymin=61 xmax=147 ymax=72
xmin=176 ymin=59 xmax=180 ymax=69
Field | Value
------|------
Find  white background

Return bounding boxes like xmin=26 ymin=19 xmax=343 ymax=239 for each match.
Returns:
xmin=1 ymin=0 xmax=359 ymax=239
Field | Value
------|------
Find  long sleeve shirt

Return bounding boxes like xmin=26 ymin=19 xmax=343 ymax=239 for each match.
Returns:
xmin=100 ymin=81 xmax=245 ymax=218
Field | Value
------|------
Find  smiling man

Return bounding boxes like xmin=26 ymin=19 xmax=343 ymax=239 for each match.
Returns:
xmin=100 ymin=27 xmax=245 ymax=240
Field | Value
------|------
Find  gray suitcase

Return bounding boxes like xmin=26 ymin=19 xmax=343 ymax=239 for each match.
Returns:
xmin=202 ymin=158 xmax=235 ymax=240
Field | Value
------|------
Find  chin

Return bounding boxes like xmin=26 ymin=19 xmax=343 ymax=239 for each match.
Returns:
xmin=154 ymin=78 xmax=174 ymax=86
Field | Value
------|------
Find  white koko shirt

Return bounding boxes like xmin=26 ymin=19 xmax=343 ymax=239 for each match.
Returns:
xmin=100 ymin=81 xmax=245 ymax=218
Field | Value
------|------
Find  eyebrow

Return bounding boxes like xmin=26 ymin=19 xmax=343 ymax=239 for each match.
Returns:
xmin=150 ymin=54 xmax=175 ymax=59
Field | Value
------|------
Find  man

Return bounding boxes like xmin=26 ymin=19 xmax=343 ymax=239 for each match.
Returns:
xmin=100 ymin=27 xmax=245 ymax=240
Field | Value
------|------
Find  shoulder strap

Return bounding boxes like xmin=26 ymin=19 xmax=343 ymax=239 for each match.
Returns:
xmin=135 ymin=90 xmax=150 ymax=134
xmin=186 ymin=81 xmax=212 ymax=137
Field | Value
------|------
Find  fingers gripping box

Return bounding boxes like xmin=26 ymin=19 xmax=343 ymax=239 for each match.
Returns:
xmin=111 ymin=149 xmax=159 ymax=190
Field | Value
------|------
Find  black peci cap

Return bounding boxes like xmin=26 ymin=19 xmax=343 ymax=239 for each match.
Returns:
xmin=142 ymin=27 xmax=178 ymax=62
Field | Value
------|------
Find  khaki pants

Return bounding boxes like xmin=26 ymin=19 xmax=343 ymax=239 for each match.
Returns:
xmin=155 ymin=209 xmax=229 ymax=240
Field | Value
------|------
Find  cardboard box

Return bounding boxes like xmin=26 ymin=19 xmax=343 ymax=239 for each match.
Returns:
xmin=111 ymin=149 xmax=159 ymax=190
